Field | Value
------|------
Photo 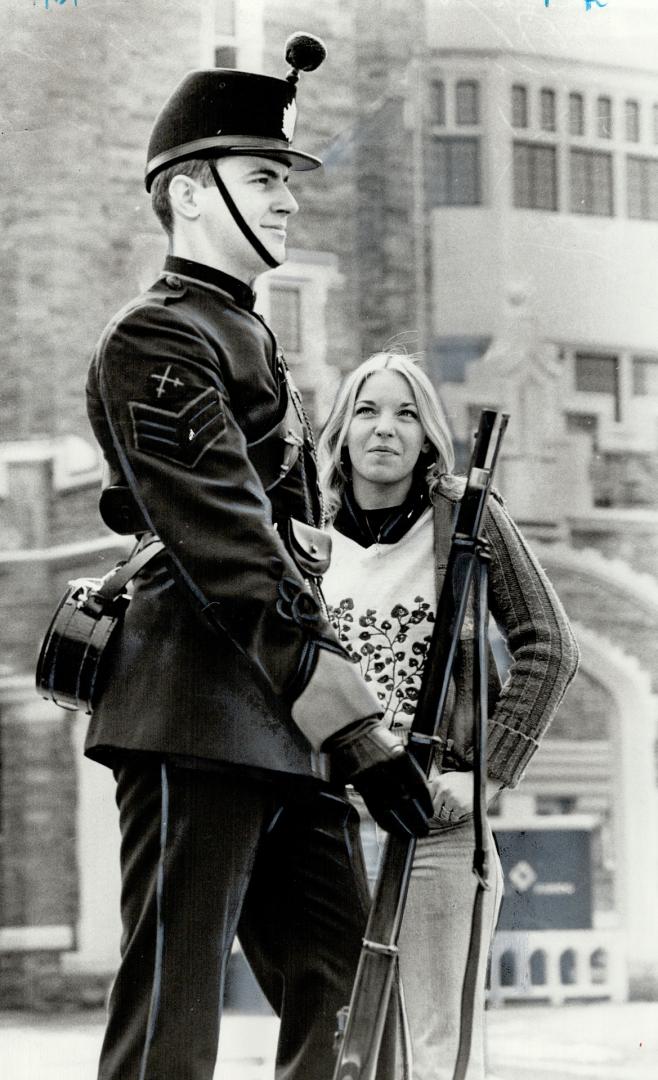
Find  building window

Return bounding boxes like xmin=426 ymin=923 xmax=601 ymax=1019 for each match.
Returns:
xmin=212 ymin=0 xmax=237 ymax=69
xmin=512 ymin=84 xmax=528 ymax=128
xmin=513 ymin=142 xmax=557 ymax=210
xmin=625 ymin=100 xmax=640 ymax=142
xmin=536 ymin=795 xmax=577 ymax=816
xmin=570 ymin=149 xmax=613 ymax=216
xmin=627 ymin=156 xmax=658 ymax=220
xmin=214 ymin=44 xmax=237 ymax=67
xmin=566 ymin=413 xmax=599 ymax=446
xmin=456 ymin=81 xmax=479 ymax=126
xmin=597 ymin=96 xmax=613 ymax=139
xmin=270 ymin=286 xmax=302 ymax=354
xmin=428 ymin=137 xmax=481 ymax=206
xmin=633 ymin=357 xmax=658 ymax=396
xmin=569 ymin=92 xmax=584 ymax=136
xmin=431 ymin=80 xmax=446 ymax=125
xmin=540 ymin=88 xmax=556 ymax=132
xmin=430 ymin=337 xmax=490 ymax=384
xmin=575 ymin=353 xmax=621 ymax=420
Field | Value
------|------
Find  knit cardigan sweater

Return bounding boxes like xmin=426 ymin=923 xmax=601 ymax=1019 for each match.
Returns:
xmin=324 ymin=476 xmax=580 ymax=789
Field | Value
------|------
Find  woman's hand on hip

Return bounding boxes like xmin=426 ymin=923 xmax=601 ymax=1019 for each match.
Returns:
xmin=430 ymin=771 xmax=502 ymax=821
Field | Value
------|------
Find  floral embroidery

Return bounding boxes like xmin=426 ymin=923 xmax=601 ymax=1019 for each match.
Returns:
xmin=328 ymin=596 xmax=435 ymax=726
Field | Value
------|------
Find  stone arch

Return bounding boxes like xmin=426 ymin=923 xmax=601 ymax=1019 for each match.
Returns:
xmin=534 ymin=542 xmax=658 ymax=692
xmin=564 ymin=624 xmax=658 ymax=987
xmin=547 ymin=663 xmax=614 ymax=742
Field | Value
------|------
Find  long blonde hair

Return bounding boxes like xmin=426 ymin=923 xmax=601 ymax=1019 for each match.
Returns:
xmin=318 ymin=351 xmax=455 ymax=522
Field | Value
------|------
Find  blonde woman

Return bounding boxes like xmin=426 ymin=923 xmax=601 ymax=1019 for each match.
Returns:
xmin=318 ymin=352 xmax=579 ymax=1079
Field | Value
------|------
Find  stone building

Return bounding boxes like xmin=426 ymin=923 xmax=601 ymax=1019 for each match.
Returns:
xmin=1 ymin=0 xmax=657 ymax=1008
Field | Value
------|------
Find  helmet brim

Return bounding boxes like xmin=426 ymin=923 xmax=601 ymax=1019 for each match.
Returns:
xmin=146 ymin=136 xmax=321 ymax=191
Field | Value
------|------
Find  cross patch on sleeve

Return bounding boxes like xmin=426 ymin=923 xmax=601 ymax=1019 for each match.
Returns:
xmin=148 ymin=363 xmax=186 ymax=399
xmin=129 ymin=387 xmax=226 ymax=468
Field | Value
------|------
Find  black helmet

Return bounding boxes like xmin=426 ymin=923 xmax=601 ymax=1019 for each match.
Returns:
xmin=145 ymin=33 xmax=327 ymax=191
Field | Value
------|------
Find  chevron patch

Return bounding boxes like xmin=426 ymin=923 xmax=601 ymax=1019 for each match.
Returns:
xmin=129 ymin=387 xmax=226 ymax=468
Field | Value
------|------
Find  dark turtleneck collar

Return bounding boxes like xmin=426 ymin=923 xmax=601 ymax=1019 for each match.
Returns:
xmin=164 ymin=255 xmax=256 ymax=311
xmin=334 ymin=478 xmax=430 ymax=549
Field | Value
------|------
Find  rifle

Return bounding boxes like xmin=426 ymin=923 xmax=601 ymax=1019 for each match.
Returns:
xmin=333 ymin=408 xmax=509 ymax=1080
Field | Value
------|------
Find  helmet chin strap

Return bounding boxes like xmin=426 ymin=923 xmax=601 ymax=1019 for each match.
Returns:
xmin=208 ymin=159 xmax=281 ymax=271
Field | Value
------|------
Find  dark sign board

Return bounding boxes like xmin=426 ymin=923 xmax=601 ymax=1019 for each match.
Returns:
xmin=494 ymin=826 xmax=593 ymax=931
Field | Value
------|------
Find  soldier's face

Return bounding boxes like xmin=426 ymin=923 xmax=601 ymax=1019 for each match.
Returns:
xmin=201 ymin=155 xmax=299 ymax=278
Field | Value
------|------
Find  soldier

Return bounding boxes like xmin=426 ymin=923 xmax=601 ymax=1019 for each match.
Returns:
xmin=84 ymin=36 xmax=432 ymax=1080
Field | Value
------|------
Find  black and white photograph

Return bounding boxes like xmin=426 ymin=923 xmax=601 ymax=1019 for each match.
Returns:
xmin=1 ymin=1 xmax=657 ymax=1078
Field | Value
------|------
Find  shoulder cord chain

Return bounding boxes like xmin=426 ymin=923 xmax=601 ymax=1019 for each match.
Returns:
xmin=276 ymin=348 xmax=325 ymax=528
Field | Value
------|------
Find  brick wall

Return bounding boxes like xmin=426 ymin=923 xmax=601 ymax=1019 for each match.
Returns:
xmin=0 ymin=452 xmax=126 ymax=1007
xmin=353 ymin=0 xmax=425 ymax=358
xmin=0 ymin=709 xmax=77 ymax=930
xmin=1 ymin=1 xmax=206 ymax=444
xmin=263 ymin=0 xmax=362 ymax=372
xmin=264 ymin=0 xmax=426 ymax=366
xmin=1 ymin=0 xmax=368 ymax=437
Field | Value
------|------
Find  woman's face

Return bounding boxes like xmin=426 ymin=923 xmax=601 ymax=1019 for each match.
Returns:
xmin=345 ymin=369 xmax=429 ymax=509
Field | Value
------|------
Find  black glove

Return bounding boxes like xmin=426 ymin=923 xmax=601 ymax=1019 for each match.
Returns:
xmin=323 ymin=716 xmax=433 ymax=840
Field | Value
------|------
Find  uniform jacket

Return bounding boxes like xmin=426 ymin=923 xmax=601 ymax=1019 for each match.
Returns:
xmin=85 ymin=257 xmax=379 ymax=778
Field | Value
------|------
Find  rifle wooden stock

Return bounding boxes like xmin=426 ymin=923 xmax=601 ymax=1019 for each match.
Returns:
xmin=333 ymin=409 xmax=508 ymax=1080
xmin=333 ymin=836 xmax=415 ymax=1080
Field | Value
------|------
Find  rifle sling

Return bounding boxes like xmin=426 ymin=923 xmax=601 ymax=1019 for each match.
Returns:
xmin=451 ymin=552 xmax=491 ymax=1080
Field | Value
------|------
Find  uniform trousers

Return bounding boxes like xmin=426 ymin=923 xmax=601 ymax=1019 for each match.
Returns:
xmin=98 ymin=758 xmax=396 ymax=1080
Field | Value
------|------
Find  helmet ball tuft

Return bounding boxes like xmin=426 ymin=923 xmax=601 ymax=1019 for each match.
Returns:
xmin=284 ymin=32 xmax=327 ymax=75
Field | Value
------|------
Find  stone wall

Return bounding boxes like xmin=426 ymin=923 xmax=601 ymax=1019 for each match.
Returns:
xmin=0 ymin=696 xmax=80 ymax=1010
xmin=353 ymin=0 xmax=424 ymax=358
xmin=263 ymin=0 xmax=362 ymax=371
xmin=0 ymin=0 xmax=206 ymax=444
xmin=0 ymin=453 xmax=126 ymax=1007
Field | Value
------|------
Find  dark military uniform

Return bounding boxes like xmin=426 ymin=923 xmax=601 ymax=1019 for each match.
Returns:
xmin=79 ymin=36 xmax=432 ymax=1079
xmin=85 ymin=256 xmax=392 ymax=1080
xmin=86 ymin=255 xmax=348 ymax=777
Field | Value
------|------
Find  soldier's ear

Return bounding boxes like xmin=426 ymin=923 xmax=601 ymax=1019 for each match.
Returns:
xmin=168 ymin=173 xmax=202 ymax=222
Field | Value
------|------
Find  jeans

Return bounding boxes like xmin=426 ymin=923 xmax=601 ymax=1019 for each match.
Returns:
xmin=355 ymin=797 xmax=504 ymax=1080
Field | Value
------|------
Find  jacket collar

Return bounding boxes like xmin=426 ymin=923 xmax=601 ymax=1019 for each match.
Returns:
xmin=164 ymin=255 xmax=256 ymax=310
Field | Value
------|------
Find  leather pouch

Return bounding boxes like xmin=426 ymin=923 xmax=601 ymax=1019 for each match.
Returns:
xmin=99 ymin=484 xmax=148 ymax=535
xmin=287 ymin=518 xmax=332 ymax=577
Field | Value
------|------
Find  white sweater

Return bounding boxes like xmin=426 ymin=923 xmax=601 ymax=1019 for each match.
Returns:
xmin=325 ymin=509 xmax=436 ymax=733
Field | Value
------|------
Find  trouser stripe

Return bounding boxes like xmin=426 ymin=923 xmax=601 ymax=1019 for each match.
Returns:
xmin=138 ymin=762 xmax=170 ymax=1080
